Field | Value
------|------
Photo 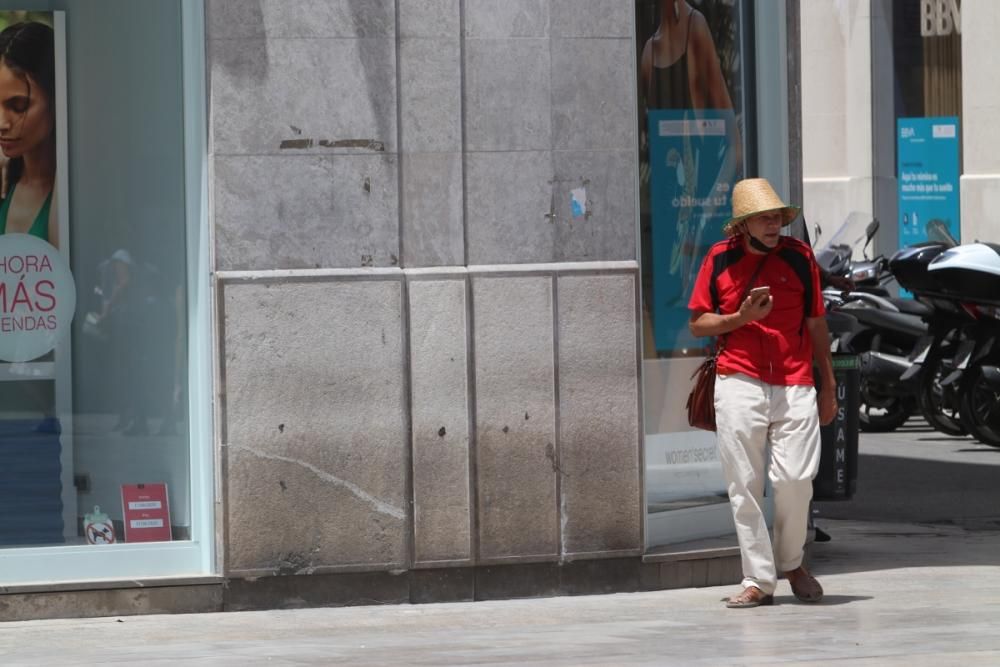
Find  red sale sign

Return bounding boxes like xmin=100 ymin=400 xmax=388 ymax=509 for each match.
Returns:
xmin=121 ymin=483 xmax=172 ymax=543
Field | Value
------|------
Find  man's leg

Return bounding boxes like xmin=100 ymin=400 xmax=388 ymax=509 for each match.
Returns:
xmin=768 ymin=384 xmax=823 ymax=599
xmin=715 ymin=373 xmax=775 ymax=594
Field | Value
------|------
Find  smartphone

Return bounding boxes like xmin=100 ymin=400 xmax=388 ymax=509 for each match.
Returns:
xmin=749 ymin=286 xmax=771 ymax=303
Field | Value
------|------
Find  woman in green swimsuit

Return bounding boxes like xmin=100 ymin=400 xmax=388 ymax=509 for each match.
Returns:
xmin=0 ymin=21 xmax=57 ymax=248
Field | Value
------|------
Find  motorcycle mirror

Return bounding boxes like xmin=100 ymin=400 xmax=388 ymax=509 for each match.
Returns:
xmin=863 ymin=218 xmax=879 ymax=260
xmin=865 ymin=219 xmax=880 ymax=240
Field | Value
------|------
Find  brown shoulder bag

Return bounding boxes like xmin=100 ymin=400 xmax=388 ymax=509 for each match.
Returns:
xmin=686 ymin=255 xmax=770 ymax=432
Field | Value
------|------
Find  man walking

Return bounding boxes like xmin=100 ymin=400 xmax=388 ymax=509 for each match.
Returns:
xmin=688 ymin=178 xmax=837 ymax=608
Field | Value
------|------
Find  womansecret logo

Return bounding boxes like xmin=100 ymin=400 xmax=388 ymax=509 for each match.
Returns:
xmin=0 ymin=233 xmax=75 ymax=362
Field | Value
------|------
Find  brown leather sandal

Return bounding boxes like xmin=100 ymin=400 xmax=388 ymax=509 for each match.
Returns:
xmin=784 ymin=566 xmax=824 ymax=603
xmin=725 ymin=586 xmax=774 ymax=608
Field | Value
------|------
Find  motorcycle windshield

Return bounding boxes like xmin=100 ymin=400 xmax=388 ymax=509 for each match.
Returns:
xmin=816 ymin=211 xmax=872 ymax=255
xmin=813 ymin=211 xmax=873 ymax=272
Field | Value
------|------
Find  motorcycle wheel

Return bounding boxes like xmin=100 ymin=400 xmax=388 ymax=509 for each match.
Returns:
xmin=916 ymin=351 xmax=967 ymax=436
xmin=958 ymin=365 xmax=1000 ymax=448
xmin=858 ymin=382 xmax=915 ymax=432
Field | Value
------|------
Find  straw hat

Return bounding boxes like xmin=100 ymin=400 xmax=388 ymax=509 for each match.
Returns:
xmin=722 ymin=178 xmax=801 ymax=236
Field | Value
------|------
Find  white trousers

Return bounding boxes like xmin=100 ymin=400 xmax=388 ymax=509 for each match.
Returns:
xmin=715 ymin=372 xmax=821 ymax=595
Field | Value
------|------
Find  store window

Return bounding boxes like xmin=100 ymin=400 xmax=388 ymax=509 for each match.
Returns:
xmin=635 ymin=0 xmax=756 ymax=545
xmin=0 ymin=1 xmax=211 ymax=585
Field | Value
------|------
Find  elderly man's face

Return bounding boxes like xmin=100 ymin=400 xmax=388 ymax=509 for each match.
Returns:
xmin=743 ymin=211 xmax=783 ymax=249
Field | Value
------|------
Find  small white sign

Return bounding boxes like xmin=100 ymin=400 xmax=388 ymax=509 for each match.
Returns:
xmin=932 ymin=124 xmax=956 ymax=139
xmin=128 ymin=501 xmax=162 ymax=510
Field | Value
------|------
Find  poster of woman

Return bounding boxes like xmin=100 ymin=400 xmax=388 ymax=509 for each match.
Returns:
xmin=636 ymin=0 xmax=746 ymax=357
xmin=0 ymin=11 xmax=65 ymax=251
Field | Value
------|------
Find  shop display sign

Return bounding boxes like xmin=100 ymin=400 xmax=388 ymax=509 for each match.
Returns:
xmin=0 ymin=233 xmax=75 ymax=362
xmin=897 ymin=117 xmax=961 ymax=249
xmin=121 ymin=483 xmax=172 ymax=543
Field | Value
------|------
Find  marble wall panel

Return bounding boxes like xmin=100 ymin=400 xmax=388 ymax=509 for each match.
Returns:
xmin=473 ymin=276 xmax=558 ymax=560
xmin=550 ymin=0 xmax=632 ymax=38
xmin=214 ymin=154 xmax=399 ymax=271
xmin=402 ymin=152 xmax=465 ymax=267
xmin=207 ymin=0 xmax=395 ymax=39
xmin=399 ymin=37 xmax=462 ymax=154
xmin=222 ymin=279 xmax=407 ymax=574
xmin=551 ymin=38 xmax=634 ymax=151
xmin=399 ymin=0 xmax=460 ymax=38
xmin=464 ymin=0 xmax=549 ymax=38
xmin=210 ymin=37 xmax=397 ymax=156
xmin=465 ymin=151 xmax=554 ymax=265
xmin=557 ymin=274 xmax=641 ymax=555
xmin=409 ymin=279 xmax=472 ymax=563
xmin=464 ymin=39 xmax=551 ymax=152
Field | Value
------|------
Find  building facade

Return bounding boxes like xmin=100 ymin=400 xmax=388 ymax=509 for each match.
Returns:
xmin=0 ymin=0 xmax=800 ymax=621
xmin=803 ymin=0 xmax=992 ymax=255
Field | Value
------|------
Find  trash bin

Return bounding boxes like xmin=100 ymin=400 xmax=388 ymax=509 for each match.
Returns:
xmin=813 ymin=354 xmax=860 ymax=501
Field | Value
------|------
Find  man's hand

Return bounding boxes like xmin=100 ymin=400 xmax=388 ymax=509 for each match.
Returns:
xmin=818 ymin=386 xmax=837 ymax=425
xmin=738 ymin=291 xmax=773 ymax=323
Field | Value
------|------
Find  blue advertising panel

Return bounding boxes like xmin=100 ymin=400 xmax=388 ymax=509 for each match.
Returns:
xmin=897 ymin=117 xmax=960 ymax=247
xmin=647 ymin=109 xmax=736 ymax=355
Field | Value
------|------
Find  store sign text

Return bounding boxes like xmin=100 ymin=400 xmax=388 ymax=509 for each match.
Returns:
xmin=0 ymin=234 xmax=75 ymax=362
xmin=0 ymin=254 xmax=58 ymax=331
xmin=921 ymin=0 xmax=961 ymax=37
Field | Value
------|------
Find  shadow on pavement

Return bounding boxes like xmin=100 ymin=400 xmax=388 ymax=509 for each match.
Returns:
xmin=807 ymin=450 xmax=1000 ymax=576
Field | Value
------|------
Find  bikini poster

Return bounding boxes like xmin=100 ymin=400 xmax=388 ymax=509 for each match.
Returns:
xmin=0 ymin=10 xmax=72 ymax=363
xmin=0 ymin=10 xmax=72 ymax=547
xmin=637 ymin=0 xmax=746 ymax=358
xmin=637 ymin=1 xmax=750 ymax=521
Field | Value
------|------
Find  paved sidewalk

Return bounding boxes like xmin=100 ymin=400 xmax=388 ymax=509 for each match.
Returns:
xmin=2 ymin=519 xmax=999 ymax=666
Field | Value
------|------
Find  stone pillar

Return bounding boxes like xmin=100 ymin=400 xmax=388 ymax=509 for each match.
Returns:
xmin=801 ymin=0 xmax=875 ymax=237
xmin=960 ymin=1 xmax=1000 ymax=244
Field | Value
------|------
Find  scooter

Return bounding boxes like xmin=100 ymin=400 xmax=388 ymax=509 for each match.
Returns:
xmin=815 ymin=215 xmax=927 ymax=431
xmin=925 ymin=243 xmax=1000 ymax=447
xmin=889 ymin=234 xmax=972 ymax=438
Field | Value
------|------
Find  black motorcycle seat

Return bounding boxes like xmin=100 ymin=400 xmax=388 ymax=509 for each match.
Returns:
xmin=847 ymin=307 xmax=928 ymax=338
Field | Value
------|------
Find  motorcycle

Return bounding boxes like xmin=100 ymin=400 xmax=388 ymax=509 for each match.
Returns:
xmin=889 ymin=240 xmax=970 ymax=436
xmin=814 ymin=215 xmax=927 ymax=431
xmin=924 ymin=243 xmax=1000 ymax=447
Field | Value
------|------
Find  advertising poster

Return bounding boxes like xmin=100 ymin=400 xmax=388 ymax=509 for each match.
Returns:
xmin=638 ymin=0 xmax=745 ymax=359
xmin=637 ymin=1 xmax=748 ymax=541
xmin=0 ymin=10 xmax=71 ymax=361
xmin=0 ymin=10 xmax=73 ymax=547
xmin=896 ymin=116 xmax=961 ymax=247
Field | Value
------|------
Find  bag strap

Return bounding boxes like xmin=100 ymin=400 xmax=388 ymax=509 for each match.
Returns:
xmin=714 ymin=252 xmax=770 ymax=355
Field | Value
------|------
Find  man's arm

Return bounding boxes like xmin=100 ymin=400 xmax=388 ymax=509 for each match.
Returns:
xmin=806 ymin=315 xmax=837 ymax=425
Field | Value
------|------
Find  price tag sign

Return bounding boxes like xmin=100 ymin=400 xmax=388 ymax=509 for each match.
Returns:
xmin=121 ymin=483 xmax=172 ymax=543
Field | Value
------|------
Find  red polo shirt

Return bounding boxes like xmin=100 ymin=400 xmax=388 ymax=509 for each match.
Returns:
xmin=688 ymin=235 xmax=825 ymax=386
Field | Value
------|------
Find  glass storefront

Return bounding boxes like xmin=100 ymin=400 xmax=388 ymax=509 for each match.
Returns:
xmin=0 ymin=0 xmax=212 ymax=585
xmin=635 ymin=0 xmax=756 ymax=545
